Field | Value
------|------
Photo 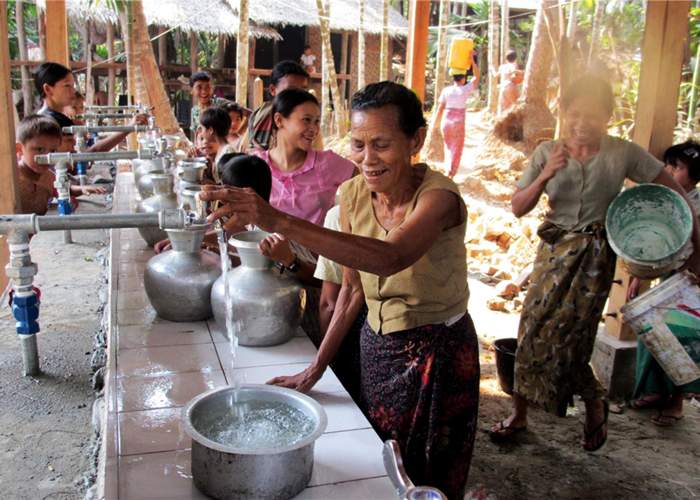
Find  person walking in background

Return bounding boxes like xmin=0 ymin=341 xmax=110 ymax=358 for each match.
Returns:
xmin=491 ymin=50 xmax=522 ymax=115
xmin=435 ymin=53 xmax=480 ymax=178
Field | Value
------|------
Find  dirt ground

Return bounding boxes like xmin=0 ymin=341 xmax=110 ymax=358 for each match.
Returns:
xmin=0 ymin=200 xmax=109 ymax=500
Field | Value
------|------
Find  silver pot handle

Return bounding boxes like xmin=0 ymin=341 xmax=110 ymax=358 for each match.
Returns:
xmin=383 ymin=440 xmax=414 ymax=498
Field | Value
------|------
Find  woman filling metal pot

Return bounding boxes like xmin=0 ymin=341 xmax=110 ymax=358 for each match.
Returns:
xmin=489 ymin=75 xmax=700 ymax=452
xmin=201 ymin=82 xmax=480 ymax=499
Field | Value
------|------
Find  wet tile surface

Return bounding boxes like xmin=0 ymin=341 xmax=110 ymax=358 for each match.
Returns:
xmin=117 ymin=371 xmax=227 ymax=413
xmin=108 ymin=173 xmax=391 ymax=498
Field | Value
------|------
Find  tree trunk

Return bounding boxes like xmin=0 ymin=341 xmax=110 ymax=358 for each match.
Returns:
xmin=500 ymin=0 xmax=509 ymax=64
xmin=118 ymin=10 xmax=137 ymax=106
xmin=131 ymin=0 xmax=180 ymax=133
xmin=487 ymin=0 xmax=500 ymax=113
xmin=494 ymin=0 xmax=558 ymax=150
xmin=316 ymin=0 xmax=347 ymax=137
xmin=433 ymin=0 xmax=450 ymax=103
xmin=567 ymin=0 xmax=578 ymax=39
xmin=15 ymin=0 xmax=32 ymax=116
xmin=157 ymin=27 xmax=167 ymax=65
xmin=587 ymin=0 xmax=605 ymax=66
xmin=36 ymin=0 xmax=46 ymax=60
xmin=379 ymin=0 xmax=390 ymax=81
xmin=83 ymin=22 xmax=95 ymax=106
xmin=190 ymin=32 xmax=198 ymax=74
xmin=107 ymin=23 xmax=115 ymax=106
xmin=358 ymin=0 xmax=366 ymax=89
xmin=236 ymin=0 xmax=249 ymax=106
xmin=689 ymin=42 xmax=700 ymax=126
xmin=215 ymin=34 xmax=227 ymax=69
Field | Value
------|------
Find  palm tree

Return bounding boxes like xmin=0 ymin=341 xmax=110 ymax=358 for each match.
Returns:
xmin=234 ymin=0 xmax=249 ymax=107
xmin=316 ymin=0 xmax=347 ymax=136
xmin=494 ymin=0 xmax=558 ymax=150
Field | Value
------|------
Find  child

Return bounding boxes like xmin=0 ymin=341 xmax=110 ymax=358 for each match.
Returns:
xmin=195 ymin=107 xmax=236 ymax=183
xmin=221 ymin=101 xmax=250 ymax=152
xmin=490 ymin=50 xmax=522 ymax=115
xmin=189 ymin=71 xmax=226 ymax=138
xmin=15 ymin=115 xmax=106 ymax=215
xmin=629 ymin=140 xmax=700 ymax=426
xmin=300 ymin=45 xmax=317 ymax=74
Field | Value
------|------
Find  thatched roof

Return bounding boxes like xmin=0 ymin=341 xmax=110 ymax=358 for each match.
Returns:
xmin=239 ymin=0 xmax=408 ymax=37
xmin=37 ymin=0 xmax=282 ymax=40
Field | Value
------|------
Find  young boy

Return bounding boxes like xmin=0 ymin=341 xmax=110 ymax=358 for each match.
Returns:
xmin=189 ymin=71 xmax=226 ymax=138
xmin=246 ymin=60 xmax=311 ymax=151
xmin=300 ymin=45 xmax=317 ymax=74
xmin=33 ymin=62 xmax=148 ymax=153
xmin=15 ymin=115 xmax=105 ymax=215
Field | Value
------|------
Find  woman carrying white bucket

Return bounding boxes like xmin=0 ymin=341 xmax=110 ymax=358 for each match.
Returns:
xmin=628 ymin=140 xmax=700 ymax=426
xmin=489 ymin=75 xmax=700 ymax=451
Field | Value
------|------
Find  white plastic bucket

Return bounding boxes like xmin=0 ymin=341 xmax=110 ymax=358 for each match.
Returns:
xmin=621 ymin=271 xmax=700 ymax=386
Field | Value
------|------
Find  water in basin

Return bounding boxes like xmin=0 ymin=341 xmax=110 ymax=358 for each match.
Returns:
xmin=197 ymin=400 xmax=316 ymax=449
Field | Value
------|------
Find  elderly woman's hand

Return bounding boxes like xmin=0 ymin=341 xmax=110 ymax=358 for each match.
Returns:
xmin=267 ymin=364 xmax=325 ymax=394
xmin=200 ymin=185 xmax=281 ymax=234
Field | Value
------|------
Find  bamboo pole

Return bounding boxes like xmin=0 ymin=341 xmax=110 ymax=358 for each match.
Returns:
xmin=15 ymin=0 xmax=32 ymax=116
xmin=500 ymin=0 xmax=509 ymax=64
xmin=487 ymin=0 xmax=500 ymax=113
xmin=358 ymin=0 xmax=366 ymax=88
xmin=235 ymin=0 xmax=250 ymax=107
xmin=379 ymin=0 xmax=390 ymax=81
xmin=316 ymin=0 xmax=347 ymax=136
xmin=107 ymin=23 xmax=115 ymax=105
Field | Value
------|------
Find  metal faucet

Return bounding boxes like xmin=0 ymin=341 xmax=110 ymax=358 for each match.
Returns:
xmin=383 ymin=440 xmax=447 ymax=500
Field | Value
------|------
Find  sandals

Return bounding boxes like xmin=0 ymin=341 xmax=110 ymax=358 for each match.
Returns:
xmin=489 ymin=420 xmax=527 ymax=443
xmin=630 ymin=395 xmax=666 ymax=410
xmin=651 ymin=411 xmax=684 ymax=427
xmin=582 ymin=400 xmax=609 ymax=452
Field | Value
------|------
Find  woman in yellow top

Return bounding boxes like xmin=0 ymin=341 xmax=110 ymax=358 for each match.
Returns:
xmin=489 ymin=75 xmax=700 ymax=452
xmin=201 ymin=82 xmax=479 ymax=499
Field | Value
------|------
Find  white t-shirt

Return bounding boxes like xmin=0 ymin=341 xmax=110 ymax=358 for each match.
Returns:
xmin=438 ymin=81 xmax=477 ymax=110
xmin=313 ymin=205 xmax=342 ymax=284
xmin=301 ymin=54 xmax=316 ymax=67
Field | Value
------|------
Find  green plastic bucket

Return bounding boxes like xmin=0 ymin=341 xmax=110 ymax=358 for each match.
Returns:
xmin=606 ymin=184 xmax=693 ymax=279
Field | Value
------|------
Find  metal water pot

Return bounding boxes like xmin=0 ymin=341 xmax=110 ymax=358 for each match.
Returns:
xmin=136 ymin=168 xmax=170 ymax=199
xmin=177 ymin=160 xmax=207 ymax=183
xmin=136 ymin=174 xmax=178 ymax=247
xmin=210 ymin=230 xmax=305 ymax=346
xmin=133 ymin=157 xmax=166 ymax=184
xmin=144 ymin=225 xmax=221 ymax=321
xmin=179 ymin=185 xmax=203 ymax=212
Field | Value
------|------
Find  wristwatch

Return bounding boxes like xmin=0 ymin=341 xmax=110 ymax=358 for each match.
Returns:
xmin=275 ymin=256 xmax=300 ymax=275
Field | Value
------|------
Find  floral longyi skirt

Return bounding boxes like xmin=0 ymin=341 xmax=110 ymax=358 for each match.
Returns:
xmin=360 ymin=313 xmax=480 ymax=500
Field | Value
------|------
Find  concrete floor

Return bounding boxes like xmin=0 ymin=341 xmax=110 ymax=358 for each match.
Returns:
xmin=0 ymin=202 xmax=109 ymax=500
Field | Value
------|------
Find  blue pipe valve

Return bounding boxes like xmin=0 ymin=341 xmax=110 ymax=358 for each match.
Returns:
xmin=12 ymin=293 xmax=40 ymax=335
xmin=57 ymin=198 xmax=72 ymax=216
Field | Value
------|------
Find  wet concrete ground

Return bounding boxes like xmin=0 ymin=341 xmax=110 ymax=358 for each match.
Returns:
xmin=0 ymin=202 xmax=109 ymax=500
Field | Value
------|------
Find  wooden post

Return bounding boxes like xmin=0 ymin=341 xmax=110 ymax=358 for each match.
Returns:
xmin=84 ymin=21 xmax=95 ymax=105
xmin=604 ymin=0 xmax=691 ymax=340
xmin=358 ymin=0 xmax=366 ymax=89
xmin=236 ymin=0 xmax=250 ymax=107
xmin=0 ymin=5 xmax=20 ymax=293
xmin=405 ymin=0 xmax=431 ymax=103
xmin=44 ymin=0 xmax=69 ymax=66
xmin=107 ymin=23 xmax=116 ymax=105
xmin=253 ymin=77 xmax=264 ymax=109
xmin=340 ymin=32 xmax=349 ymax=99
xmin=190 ymin=32 xmax=198 ymax=74
xmin=500 ymin=0 xmax=509 ymax=64
xmin=15 ymin=0 xmax=33 ymax=116
xmin=158 ymin=27 xmax=167 ymax=65
xmin=379 ymin=0 xmax=390 ymax=81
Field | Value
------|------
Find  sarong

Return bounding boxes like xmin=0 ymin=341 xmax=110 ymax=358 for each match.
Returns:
xmin=514 ymin=222 xmax=615 ymax=416
xmin=440 ymin=108 xmax=466 ymax=177
xmin=360 ymin=313 xmax=480 ymax=499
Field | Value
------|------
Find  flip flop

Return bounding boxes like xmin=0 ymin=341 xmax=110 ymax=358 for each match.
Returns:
xmin=651 ymin=412 xmax=684 ymax=427
xmin=629 ymin=395 xmax=666 ymax=410
xmin=582 ymin=400 xmax=609 ymax=452
xmin=489 ymin=420 xmax=527 ymax=443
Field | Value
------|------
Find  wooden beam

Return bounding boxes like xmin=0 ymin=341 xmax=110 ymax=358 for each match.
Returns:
xmin=44 ymin=0 xmax=69 ymax=65
xmin=0 ymin=5 xmax=20 ymax=293
xmin=190 ymin=32 xmax=198 ymax=74
xmin=340 ymin=32 xmax=349 ymax=99
xmin=405 ymin=0 xmax=430 ymax=103
xmin=605 ymin=0 xmax=691 ymax=341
